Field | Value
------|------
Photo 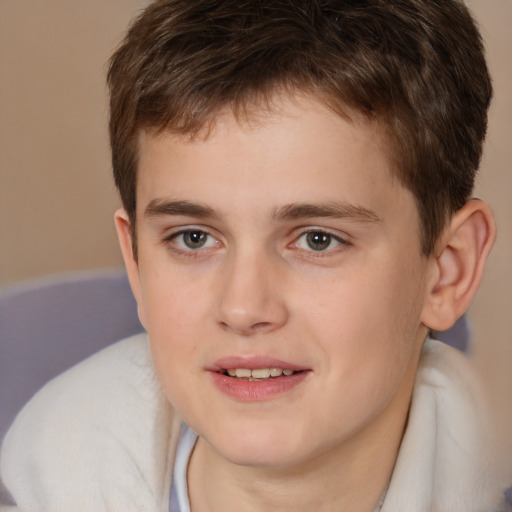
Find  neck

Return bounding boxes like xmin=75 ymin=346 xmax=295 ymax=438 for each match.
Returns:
xmin=189 ymin=436 xmax=391 ymax=512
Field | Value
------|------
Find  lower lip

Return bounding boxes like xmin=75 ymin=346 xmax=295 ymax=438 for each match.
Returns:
xmin=210 ymin=371 xmax=310 ymax=401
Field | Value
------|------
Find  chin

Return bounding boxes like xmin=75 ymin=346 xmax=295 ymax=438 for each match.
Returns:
xmin=207 ymin=424 xmax=307 ymax=469
xmin=223 ymin=447 xmax=302 ymax=469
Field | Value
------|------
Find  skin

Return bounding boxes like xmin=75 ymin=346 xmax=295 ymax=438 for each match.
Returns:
xmin=117 ymin=94 xmax=442 ymax=511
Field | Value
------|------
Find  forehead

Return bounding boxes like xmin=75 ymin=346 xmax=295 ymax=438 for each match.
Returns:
xmin=135 ymin=93 xmax=415 ymax=231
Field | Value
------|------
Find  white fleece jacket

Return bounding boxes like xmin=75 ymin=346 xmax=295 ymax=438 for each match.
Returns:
xmin=0 ymin=335 xmax=505 ymax=512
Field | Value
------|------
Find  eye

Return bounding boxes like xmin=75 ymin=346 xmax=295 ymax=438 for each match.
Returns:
xmin=295 ymin=231 xmax=345 ymax=252
xmin=171 ymin=229 xmax=218 ymax=250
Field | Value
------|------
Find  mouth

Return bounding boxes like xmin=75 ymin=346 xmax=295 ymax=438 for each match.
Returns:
xmin=218 ymin=367 xmax=299 ymax=381
xmin=210 ymin=359 xmax=310 ymax=401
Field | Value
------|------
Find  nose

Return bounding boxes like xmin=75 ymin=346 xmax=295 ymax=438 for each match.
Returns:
xmin=215 ymin=249 xmax=289 ymax=336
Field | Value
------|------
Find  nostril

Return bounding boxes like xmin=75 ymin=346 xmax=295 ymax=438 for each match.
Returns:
xmin=251 ymin=321 xmax=273 ymax=331
xmin=218 ymin=320 xmax=273 ymax=335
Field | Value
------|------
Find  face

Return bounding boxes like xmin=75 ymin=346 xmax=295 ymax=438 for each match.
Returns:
xmin=118 ymin=94 xmax=433 ymax=470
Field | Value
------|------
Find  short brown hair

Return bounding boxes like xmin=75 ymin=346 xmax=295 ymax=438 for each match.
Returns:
xmin=108 ymin=0 xmax=492 ymax=255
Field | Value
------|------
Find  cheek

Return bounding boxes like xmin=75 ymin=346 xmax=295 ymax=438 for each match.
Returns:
xmin=137 ymin=271 xmax=207 ymax=390
xmin=138 ymin=255 xmax=210 ymax=329
xmin=306 ymin=255 xmax=427 ymax=373
xmin=145 ymin=311 xmax=203 ymax=421
xmin=314 ymin=270 xmax=425 ymax=423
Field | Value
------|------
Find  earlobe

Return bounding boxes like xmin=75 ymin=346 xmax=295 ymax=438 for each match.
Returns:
xmin=421 ymin=199 xmax=496 ymax=332
xmin=114 ymin=209 xmax=146 ymax=328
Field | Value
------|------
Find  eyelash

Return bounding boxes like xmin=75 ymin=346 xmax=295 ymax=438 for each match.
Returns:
xmin=163 ymin=228 xmax=220 ymax=257
xmin=162 ymin=227 xmax=351 ymax=258
xmin=292 ymin=229 xmax=351 ymax=256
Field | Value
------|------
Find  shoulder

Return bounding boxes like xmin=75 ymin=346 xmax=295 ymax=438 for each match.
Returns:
xmin=3 ymin=334 xmax=163 ymax=447
xmin=383 ymin=338 xmax=505 ymax=512
xmin=417 ymin=337 xmax=482 ymax=388
xmin=1 ymin=334 xmax=181 ymax=512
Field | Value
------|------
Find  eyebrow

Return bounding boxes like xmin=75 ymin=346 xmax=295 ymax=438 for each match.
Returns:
xmin=273 ymin=201 xmax=382 ymax=223
xmin=145 ymin=199 xmax=219 ymax=220
xmin=144 ymin=198 xmax=381 ymax=224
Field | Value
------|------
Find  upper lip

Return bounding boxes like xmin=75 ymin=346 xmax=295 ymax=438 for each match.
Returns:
xmin=209 ymin=356 xmax=309 ymax=372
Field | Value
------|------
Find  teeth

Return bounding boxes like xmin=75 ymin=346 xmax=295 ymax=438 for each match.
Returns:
xmin=251 ymin=368 xmax=271 ymax=379
xmin=224 ymin=367 xmax=296 ymax=379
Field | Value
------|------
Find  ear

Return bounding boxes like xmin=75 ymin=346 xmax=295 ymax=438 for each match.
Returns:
xmin=114 ymin=208 xmax=147 ymax=328
xmin=421 ymin=199 xmax=496 ymax=332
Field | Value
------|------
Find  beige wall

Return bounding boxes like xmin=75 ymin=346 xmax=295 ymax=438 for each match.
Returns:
xmin=0 ymin=1 xmax=142 ymax=285
xmin=1 ymin=0 xmax=511 ymax=472
xmin=466 ymin=0 xmax=512 ymax=476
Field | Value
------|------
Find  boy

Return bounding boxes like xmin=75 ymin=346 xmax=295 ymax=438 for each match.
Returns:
xmin=1 ymin=0 xmax=509 ymax=510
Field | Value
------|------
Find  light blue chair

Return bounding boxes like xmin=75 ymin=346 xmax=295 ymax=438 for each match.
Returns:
xmin=0 ymin=269 xmax=143 ymax=441
xmin=434 ymin=314 xmax=472 ymax=353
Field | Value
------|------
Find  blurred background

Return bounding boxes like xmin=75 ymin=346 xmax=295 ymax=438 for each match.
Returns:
xmin=1 ymin=0 xmax=511 ymax=476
